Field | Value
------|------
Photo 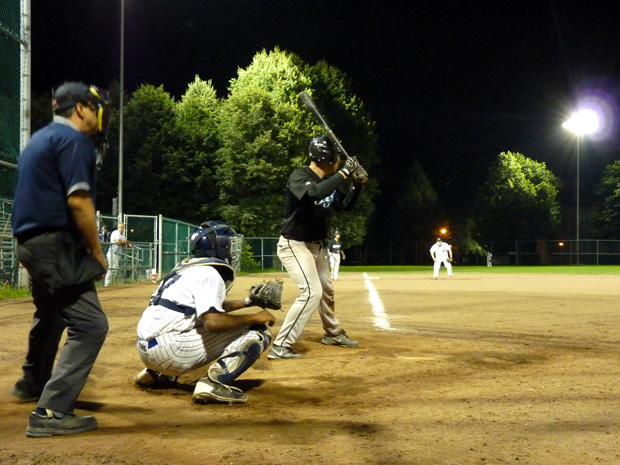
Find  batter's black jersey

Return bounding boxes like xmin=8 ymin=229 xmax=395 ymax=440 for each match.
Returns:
xmin=280 ymin=166 xmax=361 ymax=242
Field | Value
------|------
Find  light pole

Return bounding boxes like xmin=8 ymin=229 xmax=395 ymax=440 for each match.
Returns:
xmin=118 ymin=0 xmax=125 ymax=223
xmin=562 ymin=109 xmax=599 ymax=264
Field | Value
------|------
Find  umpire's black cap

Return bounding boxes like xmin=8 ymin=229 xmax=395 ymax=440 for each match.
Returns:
xmin=52 ymin=81 xmax=105 ymax=114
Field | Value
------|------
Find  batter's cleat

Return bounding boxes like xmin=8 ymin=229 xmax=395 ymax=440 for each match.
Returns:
xmin=192 ymin=378 xmax=248 ymax=404
xmin=26 ymin=409 xmax=98 ymax=438
xmin=12 ymin=377 xmax=42 ymax=402
xmin=134 ymin=368 xmax=178 ymax=387
xmin=267 ymin=345 xmax=303 ymax=360
xmin=321 ymin=330 xmax=359 ymax=348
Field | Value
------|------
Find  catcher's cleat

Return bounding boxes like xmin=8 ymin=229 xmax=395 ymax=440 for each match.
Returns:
xmin=134 ymin=368 xmax=178 ymax=387
xmin=321 ymin=330 xmax=359 ymax=348
xmin=192 ymin=378 xmax=248 ymax=404
xmin=267 ymin=345 xmax=303 ymax=360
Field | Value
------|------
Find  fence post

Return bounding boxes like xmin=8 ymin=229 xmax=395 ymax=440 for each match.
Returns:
xmin=157 ymin=214 xmax=163 ymax=279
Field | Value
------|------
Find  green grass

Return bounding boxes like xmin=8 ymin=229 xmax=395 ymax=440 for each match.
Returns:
xmin=0 ymin=286 xmax=31 ymax=301
xmin=340 ymin=265 xmax=620 ymax=274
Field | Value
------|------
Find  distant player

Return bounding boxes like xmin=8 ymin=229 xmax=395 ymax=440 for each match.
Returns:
xmin=326 ymin=231 xmax=345 ymax=280
xmin=430 ymin=237 xmax=453 ymax=279
xmin=134 ymin=221 xmax=276 ymax=404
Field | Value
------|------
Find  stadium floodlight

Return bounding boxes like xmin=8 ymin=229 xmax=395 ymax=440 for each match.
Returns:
xmin=562 ymin=109 xmax=600 ymax=263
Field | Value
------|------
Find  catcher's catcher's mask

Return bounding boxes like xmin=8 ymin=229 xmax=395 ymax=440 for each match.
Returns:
xmin=190 ymin=220 xmax=242 ymax=270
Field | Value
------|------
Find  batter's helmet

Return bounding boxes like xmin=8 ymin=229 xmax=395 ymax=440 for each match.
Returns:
xmin=52 ymin=81 xmax=111 ymax=133
xmin=308 ymin=135 xmax=339 ymax=165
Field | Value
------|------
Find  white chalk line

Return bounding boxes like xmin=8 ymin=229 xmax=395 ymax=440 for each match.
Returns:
xmin=363 ymin=272 xmax=393 ymax=330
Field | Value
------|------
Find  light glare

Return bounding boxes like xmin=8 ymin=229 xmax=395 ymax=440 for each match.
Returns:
xmin=562 ymin=109 xmax=600 ymax=135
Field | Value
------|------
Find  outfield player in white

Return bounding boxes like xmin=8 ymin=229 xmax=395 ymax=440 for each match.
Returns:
xmin=430 ymin=237 xmax=453 ymax=279
xmin=134 ymin=221 xmax=276 ymax=404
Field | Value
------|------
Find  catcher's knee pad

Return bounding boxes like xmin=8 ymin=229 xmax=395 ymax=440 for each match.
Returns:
xmin=208 ymin=326 xmax=271 ymax=385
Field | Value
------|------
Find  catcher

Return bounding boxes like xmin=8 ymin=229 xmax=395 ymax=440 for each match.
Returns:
xmin=134 ymin=220 xmax=282 ymax=404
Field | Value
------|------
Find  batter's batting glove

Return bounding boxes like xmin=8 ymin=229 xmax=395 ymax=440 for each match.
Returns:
xmin=340 ymin=157 xmax=360 ymax=176
xmin=352 ymin=165 xmax=369 ymax=185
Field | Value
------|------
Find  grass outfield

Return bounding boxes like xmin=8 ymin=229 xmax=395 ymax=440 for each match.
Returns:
xmin=340 ymin=265 xmax=620 ymax=274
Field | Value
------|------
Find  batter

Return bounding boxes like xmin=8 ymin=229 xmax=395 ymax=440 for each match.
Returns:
xmin=268 ymin=134 xmax=367 ymax=360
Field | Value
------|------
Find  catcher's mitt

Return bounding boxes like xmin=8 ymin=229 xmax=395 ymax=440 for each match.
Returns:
xmin=248 ymin=279 xmax=283 ymax=310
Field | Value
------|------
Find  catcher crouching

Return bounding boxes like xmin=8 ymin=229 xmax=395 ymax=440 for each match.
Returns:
xmin=134 ymin=221 xmax=282 ymax=404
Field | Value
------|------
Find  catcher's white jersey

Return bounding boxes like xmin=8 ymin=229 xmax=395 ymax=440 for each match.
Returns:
xmin=430 ymin=242 xmax=451 ymax=260
xmin=137 ymin=265 xmax=226 ymax=340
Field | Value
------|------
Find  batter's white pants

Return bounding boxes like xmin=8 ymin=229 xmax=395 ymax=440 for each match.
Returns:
xmin=329 ymin=252 xmax=341 ymax=280
xmin=274 ymin=236 xmax=342 ymax=347
xmin=433 ymin=259 xmax=453 ymax=278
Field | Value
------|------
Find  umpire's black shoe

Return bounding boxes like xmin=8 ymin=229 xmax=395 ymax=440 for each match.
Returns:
xmin=12 ymin=377 xmax=42 ymax=402
xmin=26 ymin=409 xmax=98 ymax=438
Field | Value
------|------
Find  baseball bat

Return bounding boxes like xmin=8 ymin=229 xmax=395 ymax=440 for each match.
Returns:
xmin=298 ymin=91 xmax=352 ymax=160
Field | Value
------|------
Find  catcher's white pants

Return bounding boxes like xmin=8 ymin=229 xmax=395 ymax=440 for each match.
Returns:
xmin=329 ymin=252 xmax=341 ymax=280
xmin=274 ymin=236 xmax=342 ymax=347
xmin=433 ymin=259 xmax=453 ymax=278
xmin=137 ymin=324 xmax=261 ymax=377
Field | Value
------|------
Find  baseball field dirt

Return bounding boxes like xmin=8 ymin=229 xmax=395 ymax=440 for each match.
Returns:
xmin=1 ymin=271 xmax=619 ymax=465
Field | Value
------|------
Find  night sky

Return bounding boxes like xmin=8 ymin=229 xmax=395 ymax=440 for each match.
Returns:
xmin=30 ymin=0 xmax=620 ymax=221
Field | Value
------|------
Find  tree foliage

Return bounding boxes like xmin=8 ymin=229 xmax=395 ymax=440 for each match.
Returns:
xmin=473 ymin=151 xmax=561 ymax=240
xmin=591 ymin=160 xmax=620 ymax=238
xmin=121 ymin=85 xmax=176 ymax=216
xmin=166 ymin=77 xmax=221 ymax=222
xmin=395 ymin=160 xmax=439 ymax=239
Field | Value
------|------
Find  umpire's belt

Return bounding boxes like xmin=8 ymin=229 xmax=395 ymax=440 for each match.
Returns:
xmin=152 ymin=298 xmax=195 ymax=316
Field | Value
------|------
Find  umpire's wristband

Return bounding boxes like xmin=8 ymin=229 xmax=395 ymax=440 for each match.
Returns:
xmin=244 ymin=297 xmax=252 ymax=307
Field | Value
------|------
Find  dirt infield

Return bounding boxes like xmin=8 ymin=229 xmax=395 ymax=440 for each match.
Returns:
xmin=1 ymin=271 xmax=619 ymax=465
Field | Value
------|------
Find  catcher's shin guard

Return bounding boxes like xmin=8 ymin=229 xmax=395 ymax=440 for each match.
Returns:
xmin=208 ymin=325 xmax=271 ymax=385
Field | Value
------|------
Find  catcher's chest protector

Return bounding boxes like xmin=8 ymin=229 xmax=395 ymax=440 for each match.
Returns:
xmin=152 ymin=258 xmax=236 ymax=304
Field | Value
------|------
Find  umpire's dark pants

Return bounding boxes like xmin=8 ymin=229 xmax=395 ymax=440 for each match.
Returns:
xmin=16 ymin=231 xmax=108 ymax=414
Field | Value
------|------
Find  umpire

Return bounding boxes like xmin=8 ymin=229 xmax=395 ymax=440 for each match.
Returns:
xmin=11 ymin=82 xmax=111 ymax=437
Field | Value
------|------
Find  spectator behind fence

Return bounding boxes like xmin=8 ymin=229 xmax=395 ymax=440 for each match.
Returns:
xmin=104 ymin=222 xmax=132 ymax=287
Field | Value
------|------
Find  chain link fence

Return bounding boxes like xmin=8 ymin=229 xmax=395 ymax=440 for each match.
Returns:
xmin=0 ymin=0 xmax=27 ymax=286
xmin=96 ymin=214 xmax=242 ymax=286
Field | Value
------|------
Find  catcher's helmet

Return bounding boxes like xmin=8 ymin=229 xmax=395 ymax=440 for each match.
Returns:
xmin=308 ymin=135 xmax=339 ymax=165
xmin=190 ymin=221 xmax=240 ymax=265
xmin=52 ymin=81 xmax=111 ymax=133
